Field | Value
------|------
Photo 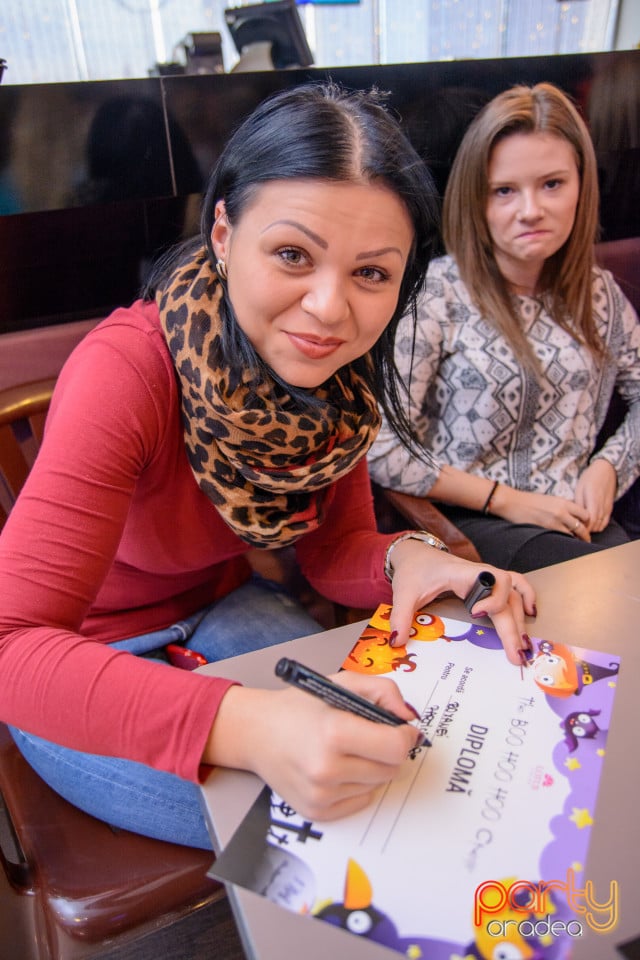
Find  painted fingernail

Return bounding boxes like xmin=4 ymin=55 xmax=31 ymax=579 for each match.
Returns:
xmin=517 ymin=649 xmax=528 ymax=680
xmin=472 ymin=610 xmax=488 ymax=619
xmin=389 ymin=630 xmax=399 ymax=647
xmin=531 ymin=603 xmax=538 ymax=618
xmin=404 ymin=701 xmax=421 ymax=720
xmin=522 ymin=633 xmax=533 ymax=653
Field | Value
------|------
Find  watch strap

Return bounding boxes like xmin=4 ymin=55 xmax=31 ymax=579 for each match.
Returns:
xmin=384 ymin=529 xmax=450 ymax=581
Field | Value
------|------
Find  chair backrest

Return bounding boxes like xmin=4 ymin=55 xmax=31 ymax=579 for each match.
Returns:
xmin=595 ymin=237 xmax=640 ymax=315
xmin=0 ymin=378 xmax=56 ymax=530
xmin=593 ymin=237 xmax=640 ymax=539
xmin=0 ymin=318 xmax=100 ymax=392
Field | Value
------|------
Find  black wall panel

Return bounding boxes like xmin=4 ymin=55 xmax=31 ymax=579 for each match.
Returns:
xmin=1 ymin=50 xmax=638 ymax=333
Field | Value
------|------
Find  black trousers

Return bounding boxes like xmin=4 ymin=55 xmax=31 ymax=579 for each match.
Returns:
xmin=436 ymin=504 xmax=631 ymax=573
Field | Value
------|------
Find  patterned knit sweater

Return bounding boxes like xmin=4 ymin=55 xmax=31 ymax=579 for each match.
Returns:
xmin=369 ymin=255 xmax=640 ymax=500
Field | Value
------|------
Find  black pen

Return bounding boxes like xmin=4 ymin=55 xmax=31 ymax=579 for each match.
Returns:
xmin=463 ymin=570 xmax=496 ymax=614
xmin=275 ymin=657 xmax=430 ymax=747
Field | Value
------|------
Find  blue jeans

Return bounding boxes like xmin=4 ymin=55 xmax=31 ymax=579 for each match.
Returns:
xmin=10 ymin=575 xmax=322 ymax=850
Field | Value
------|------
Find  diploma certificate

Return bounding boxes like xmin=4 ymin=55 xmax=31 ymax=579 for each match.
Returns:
xmin=211 ymin=604 xmax=621 ymax=959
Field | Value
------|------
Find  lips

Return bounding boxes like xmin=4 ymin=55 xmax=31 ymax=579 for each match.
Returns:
xmin=516 ymin=230 xmax=550 ymax=240
xmin=286 ymin=332 xmax=345 ymax=360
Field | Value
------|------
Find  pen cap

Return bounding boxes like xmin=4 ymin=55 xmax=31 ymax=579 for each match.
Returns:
xmin=477 ymin=571 xmax=495 ymax=589
xmin=275 ymin=657 xmax=295 ymax=681
xmin=463 ymin=570 xmax=496 ymax=613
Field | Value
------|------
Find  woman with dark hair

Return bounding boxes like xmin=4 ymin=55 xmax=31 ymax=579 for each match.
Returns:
xmin=0 ymin=83 xmax=534 ymax=847
xmin=369 ymin=82 xmax=640 ymax=573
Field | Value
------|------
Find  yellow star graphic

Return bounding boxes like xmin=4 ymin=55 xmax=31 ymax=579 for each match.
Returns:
xmin=564 ymin=756 xmax=581 ymax=771
xmin=596 ymin=748 xmax=606 ymax=756
xmin=571 ymin=862 xmax=583 ymax=873
xmin=608 ymin=680 xmax=616 ymax=687
xmin=570 ymin=807 xmax=593 ymax=829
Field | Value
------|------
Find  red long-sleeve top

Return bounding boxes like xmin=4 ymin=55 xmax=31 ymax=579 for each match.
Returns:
xmin=0 ymin=302 xmax=395 ymax=782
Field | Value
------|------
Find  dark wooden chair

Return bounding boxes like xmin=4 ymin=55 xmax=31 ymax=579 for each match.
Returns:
xmin=371 ymin=482 xmax=481 ymax=562
xmin=594 ymin=237 xmax=640 ymax=538
xmin=595 ymin=237 xmax=640 ymax=311
xmin=0 ymin=378 xmax=238 ymax=959
xmin=0 ymin=378 xmax=57 ymax=528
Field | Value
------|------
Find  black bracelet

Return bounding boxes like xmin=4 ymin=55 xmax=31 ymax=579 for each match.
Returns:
xmin=482 ymin=480 xmax=500 ymax=515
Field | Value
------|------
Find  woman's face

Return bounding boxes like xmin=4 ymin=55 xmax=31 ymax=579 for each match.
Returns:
xmin=211 ymin=178 xmax=414 ymax=389
xmin=485 ymin=131 xmax=580 ymax=293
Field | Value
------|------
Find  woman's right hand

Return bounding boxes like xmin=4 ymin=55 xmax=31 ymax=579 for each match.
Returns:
xmin=203 ymin=674 xmax=421 ymax=821
xmin=491 ymin=485 xmax=591 ymax=541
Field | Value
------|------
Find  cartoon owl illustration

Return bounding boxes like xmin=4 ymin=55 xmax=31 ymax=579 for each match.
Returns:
xmin=561 ymin=709 xmax=602 ymax=751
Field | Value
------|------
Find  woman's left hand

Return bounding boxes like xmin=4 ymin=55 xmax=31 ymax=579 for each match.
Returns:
xmin=386 ymin=539 xmax=536 ymax=666
xmin=574 ymin=459 xmax=617 ymax=533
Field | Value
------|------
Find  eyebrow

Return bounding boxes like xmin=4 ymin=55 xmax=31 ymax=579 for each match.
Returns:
xmin=489 ymin=167 xmax=573 ymax=186
xmin=263 ymin=219 xmax=327 ymax=249
xmin=263 ymin=219 xmax=404 ymax=260
xmin=356 ymin=247 xmax=404 ymax=261
xmin=540 ymin=168 xmax=572 ymax=179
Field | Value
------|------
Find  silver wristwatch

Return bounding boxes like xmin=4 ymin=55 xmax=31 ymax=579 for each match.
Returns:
xmin=384 ymin=529 xmax=450 ymax=581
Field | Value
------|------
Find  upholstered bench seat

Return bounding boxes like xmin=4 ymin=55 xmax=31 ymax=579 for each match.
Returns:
xmin=0 ymin=723 xmax=224 ymax=959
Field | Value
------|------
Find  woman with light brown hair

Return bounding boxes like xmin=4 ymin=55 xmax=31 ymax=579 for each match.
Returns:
xmin=369 ymin=82 xmax=640 ymax=572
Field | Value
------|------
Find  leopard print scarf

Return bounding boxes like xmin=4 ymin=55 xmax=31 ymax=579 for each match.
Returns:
xmin=158 ymin=249 xmax=381 ymax=548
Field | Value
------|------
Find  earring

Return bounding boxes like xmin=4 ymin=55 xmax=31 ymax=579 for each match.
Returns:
xmin=215 ymin=259 xmax=228 ymax=281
